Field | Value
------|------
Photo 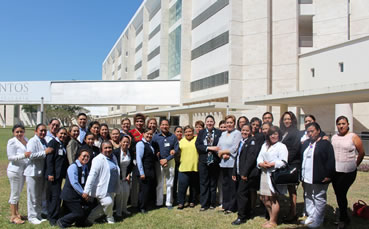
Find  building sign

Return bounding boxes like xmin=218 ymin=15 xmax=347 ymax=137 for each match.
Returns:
xmin=0 ymin=81 xmax=51 ymax=104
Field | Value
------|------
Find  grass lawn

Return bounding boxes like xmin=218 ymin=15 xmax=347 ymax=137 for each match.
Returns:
xmin=0 ymin=127 xmax=368 ymax=228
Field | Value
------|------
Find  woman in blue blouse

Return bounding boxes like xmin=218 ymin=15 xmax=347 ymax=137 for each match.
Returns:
xmin=58 ymin=149 xmax=91 ymax=228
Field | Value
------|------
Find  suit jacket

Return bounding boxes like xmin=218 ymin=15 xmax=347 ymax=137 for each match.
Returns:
xmin=113 ymin=148 xmax=134 ymax=180
xmin=300 ymin=139 xmax=335 ymax=184
xmin=66 ymin=138 xmax=81 ymax=165
xmin=233 ymin=137 xmax=260 ymax=179
xmin=24 ymin=135 xmax=47 ymax=177
xmin=45 ymin=138 xmax=69 ymax=180
xmin=195 ymin=128 xmax=222 ymax=164
xmin=281 ymin=128 xmax=301 ymax=165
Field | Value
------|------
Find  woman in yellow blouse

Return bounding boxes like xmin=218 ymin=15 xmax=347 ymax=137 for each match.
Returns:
xmin=177 ymin=125 xmax=199 ymax=209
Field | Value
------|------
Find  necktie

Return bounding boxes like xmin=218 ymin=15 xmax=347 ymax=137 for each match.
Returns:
xmin=206 ymin=130 xmax=213 ymax=146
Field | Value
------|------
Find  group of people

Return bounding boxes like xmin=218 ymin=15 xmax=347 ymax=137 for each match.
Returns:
xmin=6 ymin=111 xmax=365 ymax=228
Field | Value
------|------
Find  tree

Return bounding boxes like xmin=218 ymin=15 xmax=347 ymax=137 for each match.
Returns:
xmin=45 ymin=105 xmax=89 ymax=126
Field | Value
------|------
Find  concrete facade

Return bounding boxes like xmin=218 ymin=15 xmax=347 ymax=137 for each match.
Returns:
xmin=101 ymin=0 xmax=369 ymax=133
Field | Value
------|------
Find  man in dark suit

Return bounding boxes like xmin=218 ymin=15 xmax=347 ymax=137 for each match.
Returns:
xmin=195 ymin=115 xmax=222 ymax=211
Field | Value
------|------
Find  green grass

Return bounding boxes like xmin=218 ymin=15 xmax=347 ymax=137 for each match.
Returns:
xmin=0 ymin=127 xmax=369 ymax=228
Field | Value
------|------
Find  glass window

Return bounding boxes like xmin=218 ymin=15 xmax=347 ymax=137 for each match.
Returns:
xmin=169 ymin=0 xmax=182 ymax=27
xmin=168 ymin=25 xmax=181 ymax=78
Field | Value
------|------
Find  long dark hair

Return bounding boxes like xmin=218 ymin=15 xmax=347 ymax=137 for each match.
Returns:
xmin=279 ymin=111 xmax=298 ymax=133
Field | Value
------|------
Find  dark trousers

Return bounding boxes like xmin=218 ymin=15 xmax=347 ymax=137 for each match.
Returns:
xmin=235 ymin=175 xmax=257 ymax=220
xmin=222 ymin=168 xmax=237 ymax=211
xmin=199 ymin=162 xmax=219 ymax=208
xmin=172 ymin=161 xmax=180 ymax=202
xmin=138 ymin=175 xmax=156 ymax=210
xmin=177 ymin=171 xmax=199 ymax=205
xmin=47 ymin=178 xmax=63 ymax=223
xmin=59 ymin=201 xmax=87 ymax=227
xmin=332 ymin=170 xmax=357 ymax=221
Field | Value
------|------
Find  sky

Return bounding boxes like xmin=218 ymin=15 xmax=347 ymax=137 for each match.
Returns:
xmin=0 ymin=0 xmax=143 ymax=82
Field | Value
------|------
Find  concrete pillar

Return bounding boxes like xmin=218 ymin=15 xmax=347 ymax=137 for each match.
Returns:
xmin=136 ymin=105 xmax=145 ymax=112
xmin=141 ymin=6 xmax=149 ymax=80
xmin=179 ymin=0 xmax=192 ymax=101
xmin=188 ymin=112 xmax=193 ymax=126
xmin=0 ymin=105 xmax=5 ymax=127
xmin=280 ymin=104 xmax=288 ymax=115
xmin=36 ymin=105 xmax=42 ymax=124
xmin=335 ymin=103 xmax=353 ymax=131
xmin=159 ymin=0 xmax=170 ymax=79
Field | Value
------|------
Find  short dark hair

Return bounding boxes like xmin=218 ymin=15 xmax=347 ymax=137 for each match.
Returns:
xmin=218 ymin=120 xmax=226 ymax=126
xmin=266 ymin=126 xmax=281 ymax=146
xmin=35 ymin=123 xmax=46 ymax=131
xmin=77 ymin=113 xmax=87 ymax=118
xmin=75 ymin=148 xmax=90 ymax=161
xmin=88 ymin=121 xmax=100 ymax=132
xmin=12 ymin=124 xmax=25 ymax=132
xmin=174 ymin=126 xmax=183 ymax=132
xmin=195 ymin=120 xmax=204 ymax=128
xmin=183 ymin=125 xmax=194 ymax=132
xmin=143 ymin=127 xmax=153 ymax=133
xmin=121 ymin=117 xmax=131 ymax=124
xmin=250 ymin=117 xmax=262 ymax=125
xmin=133 ymin=113 xmax=145 ymax=123
xmin=84 ymin=132 xmax=95 ymax=140
xmin=160 ymin=118 xmax=170 ymax=125
xmin=48 ymin=118 xmax=60 ymax=125
xmin=305 ymin=114 xmax=316 ymax=122
xmin=100 ymin=140 xmax=113 ymax=152
xmin=305 ymin=122 xmax=321 ymax=132
xmin=336 ymin=115 xmax=349 ymax=125
xmin=205 ymin=115 xmax=215 ymax=122
xmin=120 ymin=135 xmax=131 ymax=143
xmin=262 ymin=112 xmax=274 ymax=122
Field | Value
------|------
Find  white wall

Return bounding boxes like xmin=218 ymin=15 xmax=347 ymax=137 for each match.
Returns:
xmin=299 ymin=37 xmax=369 ymax=90
xmin=191 ymin=44 xmax=229 ymax=81
xmin=147 ymin=54 xmax=160 ymax=74
xmin=191 ymin=0 xmax=218 ymax=19
xmin=149 ymin=9 xmax=161 ymax=33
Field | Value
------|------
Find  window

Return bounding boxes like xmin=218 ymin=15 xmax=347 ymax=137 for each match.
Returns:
xmin=310 ymin=68 xmax=315 ymax=77
xmin=169 ymin=0 xmax=182 ymax=27
xmin=190 ymin=71 xmax=229 ymax=92
xmin=339 ymin=62 xmax=344 ymax=72
xmin=168 ymin=26 xmax=181 ymax=78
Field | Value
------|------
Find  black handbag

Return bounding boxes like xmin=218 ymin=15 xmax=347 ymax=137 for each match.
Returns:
xmin=270 ymin=160 xmax=299 ymax=185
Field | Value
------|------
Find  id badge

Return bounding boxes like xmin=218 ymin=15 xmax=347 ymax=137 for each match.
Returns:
xmin=164 ymin=142 xmax=170 ymax=147
xmin=58 ymin=149 xmax=64 ymax=156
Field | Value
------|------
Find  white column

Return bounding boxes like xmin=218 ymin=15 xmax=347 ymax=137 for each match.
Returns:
xmin=335 ymin=103 xmax=353 ymax=131
xmin=36 ymin=105 xmax=42 ymax=124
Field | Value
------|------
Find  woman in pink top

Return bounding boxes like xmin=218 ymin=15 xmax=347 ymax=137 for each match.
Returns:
xmin=331 ymin=116 xmax=365 ymax=229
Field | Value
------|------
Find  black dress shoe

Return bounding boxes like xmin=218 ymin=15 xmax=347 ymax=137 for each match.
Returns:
xmin=231 ymin=218 xmax=246 ymax=225
xmin=56 ymin=219 xmax=66 ymax=228
xmin=200 ymin=207 xmax=208 ymax=211
xmin=140 ymin=209 xmax=147 ymax=214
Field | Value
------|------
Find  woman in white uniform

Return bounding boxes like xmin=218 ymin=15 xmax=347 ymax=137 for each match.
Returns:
xmin=7 ymin=124 xmax=30 ymax=224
